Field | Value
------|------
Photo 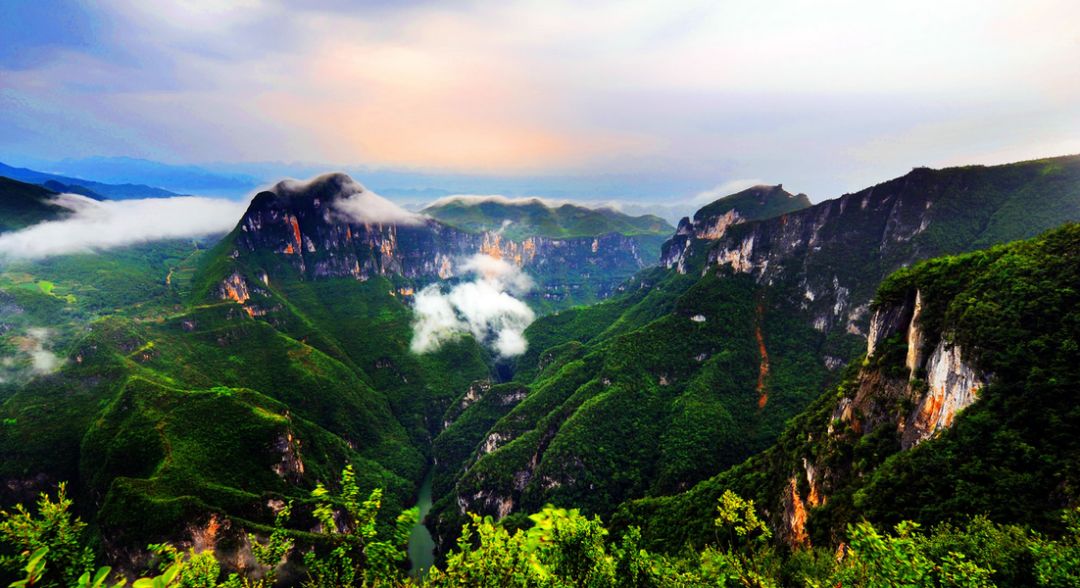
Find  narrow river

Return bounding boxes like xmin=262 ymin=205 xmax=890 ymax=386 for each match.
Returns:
xmin=407 ymin=467 xmax=436 ymax=578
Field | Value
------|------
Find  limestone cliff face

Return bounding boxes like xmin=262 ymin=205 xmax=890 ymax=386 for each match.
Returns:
xmin=660 ymin=184 xmax=809 ymax=273
xmin=779 ymin=288 xmax=986 ymax=547
xmin=660 ymin=163 xmax=1078 ymax=340
xmin=225 ymin=173 xmax=653 ymax=301
xmin=696 ymin=182 xmax=938 ymax=336
xmin=900 ymin=340 xmax=983 ymax=449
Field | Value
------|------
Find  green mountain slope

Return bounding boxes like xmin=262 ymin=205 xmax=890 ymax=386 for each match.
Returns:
xmin=693 ymin=184 xmax=811 ymax=224
xmin=0 ymin=177 xmax=72 ymax=232
xmin=421 ymin=197 xmax=674 ymax=240
xmin=615 ymin=222 xmax=1080 ymax=554
xmin=431 ymin=155 xmax=1080 ymax=549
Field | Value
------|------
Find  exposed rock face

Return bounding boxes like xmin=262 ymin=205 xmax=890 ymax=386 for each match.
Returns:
xmin=230 ymin=173 xmax=654 ymax=300
xmin=782 ymin=477 xmax=811 ymax=547
xmin=271 ymin=429 xmax=306 ymax=482
xmin=866 ymin=294 xmax=914 ymax=358
xmin=218 ymin=271 xmax=251 ymax=304
xmin=661 ymin=184 xmax=809 ymax=272
xmin=901 ymin=341 xmax=984 ymax=448
xmin=659 ymin=163 xmax=1080 ymax=338
xmin=778 ymin=290 xmax=987 ymax=548
xmin=904 ymin=290 xmax=926 ymax=373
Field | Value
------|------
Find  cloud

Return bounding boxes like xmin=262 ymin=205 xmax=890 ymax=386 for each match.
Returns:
xmin=271 ymin=173 xmax=423 ymax=225
xmin=0 ymin=193 xmax=247 ymax=260
xmin=0 ymin=327 xmax=61 ymax=383
xmin=4 ymin=1 xmax=1080 ymax=199
xmin=410 ymin=253 xmax=535 ymax=357
xmin=333 ymin=189 xmax=424 ymax=226
xmin=24 ymin=327 xmax=59 ymax=373
xmin=690 ymin=179 xmax=768 ymax=205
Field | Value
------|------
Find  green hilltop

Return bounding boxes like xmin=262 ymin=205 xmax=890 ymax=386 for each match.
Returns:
xmin=421 ymin=197 xmax=674 ymax=240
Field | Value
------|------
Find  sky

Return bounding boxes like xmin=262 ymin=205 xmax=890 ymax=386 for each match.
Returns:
xmin=1 ymin=0 xmax=1079 ymax=205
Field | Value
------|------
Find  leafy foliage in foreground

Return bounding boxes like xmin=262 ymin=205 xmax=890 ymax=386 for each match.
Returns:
xmin=3 ymin=478 xmax=1079 ymax=587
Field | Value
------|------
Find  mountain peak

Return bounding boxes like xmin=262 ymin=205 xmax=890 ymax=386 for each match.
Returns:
xmin=693 ymin=184 xmax=810 ymax=223
xmin=248 ymin=172 xmax=422 ymax=227
xmin=270 ymin=172 xmax=364 ymax=200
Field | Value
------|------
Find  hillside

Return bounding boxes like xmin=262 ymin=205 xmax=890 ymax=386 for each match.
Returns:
xmin=614 ymin=222 xmax=1080 ymax=559
xmin=422 ymin=196 xmax=673 ymax=240
xmin=429 ymin=155 xmax=1080 ymax=549
xmin=0 ymin=177 xmax=72 ymax=232
xmin=1 ymin=156 xmax=1079 ymax=582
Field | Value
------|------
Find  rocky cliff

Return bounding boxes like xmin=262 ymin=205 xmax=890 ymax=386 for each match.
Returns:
xmin=661 ymin=156 xmax=1080 ymax=339
xmin=661 ymin=184 xmax=810 ymax=273
xmin=614 ymin=222 xmax=1080 ymax=552
xmin=220 ymin=173 xmax=658 ymax=307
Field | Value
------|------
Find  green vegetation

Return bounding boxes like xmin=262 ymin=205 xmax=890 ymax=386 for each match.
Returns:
xmin=615 ymin=223 xmax=1080 ymax=566
xmin=432 ymin=258 xmax=832 ymax=543
xmin=4 ymin=477 xmax=1079 ymax=587
xmin=0 ymin=178 xmax=71 ymax=232
xmin=421 ymin=198 xmax=673 ymax=241
xmin=3 ymin=157 xmax=1080 ymax=585
xmin=692 ymin=184 xmax=810 ymax=224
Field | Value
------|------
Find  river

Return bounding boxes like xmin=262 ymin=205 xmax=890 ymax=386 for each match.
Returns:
xmin=407 ymin=467 xmax=436 ymax=579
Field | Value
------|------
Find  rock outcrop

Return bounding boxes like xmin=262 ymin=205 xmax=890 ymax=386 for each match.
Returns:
xmin=780 ymin=289 xmax=987 ymax=547
xmin=227 ymin=173 xmax=656 ymax=304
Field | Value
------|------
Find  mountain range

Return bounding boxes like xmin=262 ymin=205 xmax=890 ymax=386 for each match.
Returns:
xmin=0 ymin=154 xmax=1078 ymax=584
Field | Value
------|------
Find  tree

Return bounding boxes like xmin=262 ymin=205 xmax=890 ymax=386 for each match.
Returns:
xmin=0 ymin=483 xmax=93 ymax=587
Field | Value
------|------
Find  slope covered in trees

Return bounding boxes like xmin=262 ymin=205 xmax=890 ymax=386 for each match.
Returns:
xmin=431 ymin=156 xmax=1080 ymax=548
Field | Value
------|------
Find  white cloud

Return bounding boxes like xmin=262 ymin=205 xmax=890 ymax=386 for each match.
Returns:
xmin=272 ymin=173 xmax=423 ymax=225
xmin=1 ymin=327 xmax=61 ymax=381
xmin=24 ymin=327 xmax=59 ymax=374
xmin=0 ymin=193 xmax=248 ymax=260
xmin=410 ymin=253 xmax=536 ymax=357
xmin=690 ymin=179 xmax=768 ymax=205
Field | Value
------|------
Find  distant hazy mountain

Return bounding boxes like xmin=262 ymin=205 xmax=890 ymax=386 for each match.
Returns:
xmin=0 ymin=162 xmax=177 ymax=199
xmin=47 ymin=156 xmax=261 ymax=196
xmin=422 ymin=196 xmax=674 ymax=240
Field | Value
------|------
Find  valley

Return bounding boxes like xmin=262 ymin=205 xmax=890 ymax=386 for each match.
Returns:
xmin=1 ymin=155 xmax=1079 ymax=586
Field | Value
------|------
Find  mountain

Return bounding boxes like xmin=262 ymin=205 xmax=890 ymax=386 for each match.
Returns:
xmin=614 ymin=222 xmax=1080 ymax=556
xmin=421 ymin=196 xmax=674 ymax=272
xmin=212 ymin=174 xmax=673 ymax=310
xmin=1 ymin=156 xmax=1079 ymax=581
xmin=429 ymin=155 xmax=1080 ymax=547
xmin=0 ymin=176 xmax=75 ymax=231
xmin=665 ymin=155 xmax=1080 ymax=355
xmin=46 ymin=156 xmax=261 ymax=196
xmin=662 ymin=184 xmax=810 ymax=273
xmin=0 ymin=162 xmax=178 ymax=199
xmin=422 ymin=196 xmax=674 ymax=240
xmin=39 ymin=180 xmax=105 ymax=200
xmin=0 ymin=172 xmax=686 ymax=562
